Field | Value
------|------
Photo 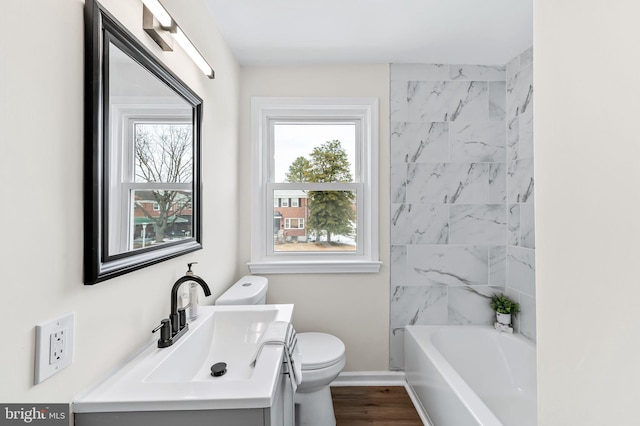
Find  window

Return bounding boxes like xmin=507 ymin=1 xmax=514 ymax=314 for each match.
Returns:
xmin=285 ymin=218 xmax=305 ymax=229
xmin=250 ymin=97 xmax=380 ymax=273
xmin=107 ymin=104 xmax=194 ymax=254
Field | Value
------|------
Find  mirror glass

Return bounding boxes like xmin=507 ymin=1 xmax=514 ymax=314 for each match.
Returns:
xmin=85 ymin=0 xmax=203 ymax=284
xmin=108 ymin=45 xmax=194 ymax=255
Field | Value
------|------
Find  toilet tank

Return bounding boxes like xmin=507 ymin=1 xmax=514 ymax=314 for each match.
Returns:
xmin=215 ymin=275 xmax=268 ymax=305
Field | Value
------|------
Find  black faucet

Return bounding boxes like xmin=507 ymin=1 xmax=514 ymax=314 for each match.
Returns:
xmin=152 ymin=263 xmax=212 ymax=348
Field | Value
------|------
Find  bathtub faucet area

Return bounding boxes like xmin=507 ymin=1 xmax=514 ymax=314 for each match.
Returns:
xmin=152 ymin=267 xmax=212 ymax=348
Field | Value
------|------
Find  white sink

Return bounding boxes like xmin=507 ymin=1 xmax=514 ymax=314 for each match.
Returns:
xmin=73 ymin=304 xmax=294 ymax=413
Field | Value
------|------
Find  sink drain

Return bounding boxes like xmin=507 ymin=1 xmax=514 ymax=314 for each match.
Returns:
xmin=210 ymin=362 xmax=227 ymax=377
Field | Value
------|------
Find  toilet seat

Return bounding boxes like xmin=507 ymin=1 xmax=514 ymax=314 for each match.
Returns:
xmin=297 ymin=332 xmax=345 ymax=370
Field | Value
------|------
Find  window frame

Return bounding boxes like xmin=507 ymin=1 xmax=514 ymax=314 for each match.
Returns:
xmin=250 ymin=97 xmax=380 ymax=274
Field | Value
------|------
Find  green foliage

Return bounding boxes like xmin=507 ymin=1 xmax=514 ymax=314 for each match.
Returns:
xmin=285 ymin=140 xmax=355 ymax=243
xmin=307 ymin=190 xmax=356 ymax=242
xmin=285 ymin=156 xmax=311 ymax=183
xmin=490 ymin=293 xmax=520 ymax=315
xmin=308 ymin=140 xmax=352 ymax=183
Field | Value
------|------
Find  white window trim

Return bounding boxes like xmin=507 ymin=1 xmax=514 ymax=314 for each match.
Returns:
xmin=249 ymin=97 xmax=380 ymax=274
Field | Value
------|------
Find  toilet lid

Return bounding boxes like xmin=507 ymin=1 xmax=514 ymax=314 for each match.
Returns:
xmin=297 ymin=332 xmax=345 ymax=370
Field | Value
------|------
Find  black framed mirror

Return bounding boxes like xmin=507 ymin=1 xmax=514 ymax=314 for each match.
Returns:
xmin=84 ymin=0 xmax=202 ymax=284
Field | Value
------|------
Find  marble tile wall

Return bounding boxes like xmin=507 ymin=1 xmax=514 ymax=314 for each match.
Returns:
xmin=389 ymin=51 xmax=535 ymax=370
xmin=505 ymin=47 xmax=536 ymax=341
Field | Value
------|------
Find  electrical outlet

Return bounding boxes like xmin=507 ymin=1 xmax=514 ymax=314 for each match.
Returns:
xmin=35 ymin=312 xmax=74 ymax=384
xmin=49 ymin=328 xmax=66 ymax=364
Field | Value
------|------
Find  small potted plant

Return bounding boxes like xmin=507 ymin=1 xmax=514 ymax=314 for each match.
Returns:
xmin=490 ymin=293 xmax=519 ymax=326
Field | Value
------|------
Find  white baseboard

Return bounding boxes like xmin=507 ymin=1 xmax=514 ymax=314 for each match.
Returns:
xmin=331 ymin=370 xmax=406 ymax=387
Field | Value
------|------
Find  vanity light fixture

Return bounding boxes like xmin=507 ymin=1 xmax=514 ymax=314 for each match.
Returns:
xmin=142 ymin=0 xmax=215 ymax=79
xmin=172 ymin=28 xmax=215 ymax=79
xmin=142 ymin=0 xmax=173 ymax=28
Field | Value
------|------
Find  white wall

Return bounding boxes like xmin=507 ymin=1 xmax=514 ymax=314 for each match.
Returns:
xmin=0 ymin=0 xmax=240 ymax=404
xmin=238 ymin=65 xmax=390 ymax=371
xmin=536 ymin=1 xmax=640 ymax=424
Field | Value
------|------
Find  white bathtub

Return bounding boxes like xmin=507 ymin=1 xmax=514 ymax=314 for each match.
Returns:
xmin=405 ymin=325 xmax=536 ymax=426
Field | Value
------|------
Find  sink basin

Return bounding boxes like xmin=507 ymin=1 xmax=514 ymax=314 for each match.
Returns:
xmin=73 ymin=304 xmax=294 ymax=413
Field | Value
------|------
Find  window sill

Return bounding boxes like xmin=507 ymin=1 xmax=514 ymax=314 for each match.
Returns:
xmin=247 ymin=260 xmax=382 ymax=274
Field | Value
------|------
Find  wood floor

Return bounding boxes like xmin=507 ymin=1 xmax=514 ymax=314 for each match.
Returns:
xmin=331 ymin=386 xmax=424 ymax=425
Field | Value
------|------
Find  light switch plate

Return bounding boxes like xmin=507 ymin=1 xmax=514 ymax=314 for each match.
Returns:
xmin=35 ymin=312 xmax=75 ymax=384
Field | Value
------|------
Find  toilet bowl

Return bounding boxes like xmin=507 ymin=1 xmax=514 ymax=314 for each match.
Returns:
xmin=216 ymin=276 xmax=346 ymax=426
xmin=295 ymin=332 xmax=346 ymax=426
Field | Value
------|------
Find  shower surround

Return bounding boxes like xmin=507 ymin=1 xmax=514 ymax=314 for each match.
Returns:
xmin=389 ymin=48 xmax=534 ymax=370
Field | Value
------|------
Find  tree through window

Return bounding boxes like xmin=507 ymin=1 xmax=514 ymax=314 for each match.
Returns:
xmin=132 ymin=122 xmax=193 ymax=248
xmin=283 ymin=138 xmax=356 ymax=250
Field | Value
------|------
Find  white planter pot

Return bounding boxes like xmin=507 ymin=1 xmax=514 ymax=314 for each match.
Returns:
xmin=496 ymin=312 xmax=511 ymax=325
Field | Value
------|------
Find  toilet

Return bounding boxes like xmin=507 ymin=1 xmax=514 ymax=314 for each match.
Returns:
xmin=216 ymin=276 xmax=346 ymax=426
